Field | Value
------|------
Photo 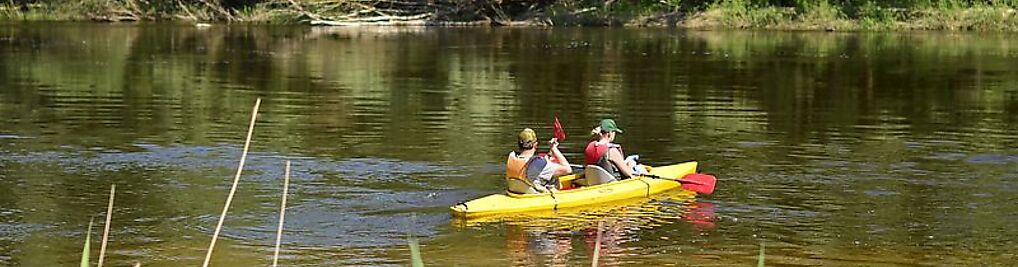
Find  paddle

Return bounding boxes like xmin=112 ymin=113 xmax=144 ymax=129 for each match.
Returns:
xmin=569 ymin=164 xmax=716 ymax=195
xmin=540 ymin=116 xmax=567 ymax=165
xmin=643 ymin=173 xmax=716 ymax=195
xmin=553 ymin=116 xmax=566 ymax=141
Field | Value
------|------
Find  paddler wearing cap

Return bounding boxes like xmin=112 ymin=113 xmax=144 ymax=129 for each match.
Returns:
xmin=584 ymin=119 xmax=644 ymax=179
xmin=505 ymin=128 xmax=572 ymax=194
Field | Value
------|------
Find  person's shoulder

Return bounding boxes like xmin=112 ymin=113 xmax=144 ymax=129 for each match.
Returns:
xmin=541 ymin=161 xmax=561 ymax=172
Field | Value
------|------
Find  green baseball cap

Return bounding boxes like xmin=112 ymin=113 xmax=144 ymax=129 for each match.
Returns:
xmin=600 ymin=119 xmax=623 ymax=133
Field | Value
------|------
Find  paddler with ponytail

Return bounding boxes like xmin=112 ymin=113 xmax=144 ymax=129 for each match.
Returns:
xmin=506 ymin=128 xmax=572 ymax=194
xmin=584 ymin=119 xmax=647 ymax=179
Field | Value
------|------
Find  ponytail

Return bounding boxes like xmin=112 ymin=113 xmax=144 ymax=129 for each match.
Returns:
xmin=590 ymin=126 xmax=603 ymax=141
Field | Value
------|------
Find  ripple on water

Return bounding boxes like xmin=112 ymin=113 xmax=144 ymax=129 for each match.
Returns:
xmin=0 ymin=222 xmax=33 ymax=242
xmin=863 ymin=189 xmax=900 ymax=197
xmin=923 ymin=152 xmax=968 ymax=161
xmin=0 ymin=142 xmax=472 ymax=250
xmin=0 ymin=143 xmax=457 ymax=183
xmin=966 ymin=153 xmax=1018 ymax=165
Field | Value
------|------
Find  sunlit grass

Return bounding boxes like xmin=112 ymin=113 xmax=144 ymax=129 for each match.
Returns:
xmin=81 ymin=218 xmax=93 ymax=267
xmin=408 ymin=234 xmax=424 ymax=267
xmin=408 ymin=214 xmax=424 ymax=267
xmin=758 ymin=242 xmax=765 ymax=267
xmin=407 ymin=212 xmax=423 ymax=267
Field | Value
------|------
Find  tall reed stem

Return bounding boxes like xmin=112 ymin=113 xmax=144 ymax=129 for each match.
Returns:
xmin=273 ymin=161 xmax=291 ymax=267
xmin=98 ymin=184 xmax=115 ymax=267
xmin=202 ymin=98 xmax=261 ymax=267
xmin=592 ymin=221 xmax=603 ymax=267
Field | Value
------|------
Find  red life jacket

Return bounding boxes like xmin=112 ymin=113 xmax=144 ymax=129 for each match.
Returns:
xmin=584 ymin=141 xmax=607 ymax=165
xmin=585 ymin=141 xmax=624 ymax=178
xmin=584 ymin=141 xmax=623 ymax=165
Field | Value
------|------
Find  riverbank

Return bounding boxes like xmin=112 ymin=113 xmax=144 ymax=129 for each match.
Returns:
xmin=2 ymin=0 xmax=1017 ymax=31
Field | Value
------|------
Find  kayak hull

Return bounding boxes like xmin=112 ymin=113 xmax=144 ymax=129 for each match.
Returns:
xmin=450 ymin=161 xmax=698 ymax=219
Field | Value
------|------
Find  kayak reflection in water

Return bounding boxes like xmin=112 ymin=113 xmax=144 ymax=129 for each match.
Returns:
xmin=505 ymin=225 xmax=573 ymax=266
xmin=682 ymin=201 xmax=718 ymax=232
xmin=583 ymin=219 xmax=636 ymax=266
xmin=506 ymin=128 xmax=572 ymax=194
xmin=584 ymin=119 xmax=648 ymax=180
xmin=500 ymin=199 xmax=718 ymax=266
xmin=505 ymin=220 xmax=636 ymax=266
xmin=503 ymin=220 xmax=635 ymax=266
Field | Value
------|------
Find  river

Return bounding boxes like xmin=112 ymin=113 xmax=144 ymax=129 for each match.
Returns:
xmin=0 ymin=23 xmax=1016 ymax=266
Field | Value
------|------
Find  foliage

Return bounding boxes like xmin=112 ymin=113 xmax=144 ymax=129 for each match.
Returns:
xmin=858 ymin=1 xmax=898 ymax=29
xmin=701 ymin=0 xmax=794 ymax=28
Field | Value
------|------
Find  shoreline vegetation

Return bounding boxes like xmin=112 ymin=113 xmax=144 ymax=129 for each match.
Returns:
xmin=1 ymin=1 xmax=1017 ymax=30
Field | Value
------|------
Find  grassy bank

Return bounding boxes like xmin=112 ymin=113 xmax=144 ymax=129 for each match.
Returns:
xmin=2 ymin=0 xmax=1017 ymax=31
xmin=687 ymin=0 xmax=1018 ymax=31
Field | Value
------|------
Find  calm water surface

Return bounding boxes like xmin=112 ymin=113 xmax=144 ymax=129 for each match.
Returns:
xmin=0 ymin=23 xmax=1016 ymax=266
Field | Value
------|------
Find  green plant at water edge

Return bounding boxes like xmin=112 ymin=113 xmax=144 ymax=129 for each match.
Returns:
xmin=0 ymin=2 xmax=13 ymax=19
xmin=81 ymin=218 xmax=94 ymax=267
xmin=757 ymin=242 xmax=765 ymax=267
xmin=858 ymin=1 xmax=898 ymax=30
xmin=408 ymin=235 xmax=424 ymax=267
xmin=663 ymin=0 xmax=682 ymax=12
xmin=705 ymin=0 xmax=791 ymax=28
xmin=906 ymin=0 xmax=1018 ymax=30
xmin=795 ymin=0 xmax=847 ymax=28
xmin=408 ymin=214 xmax=424 ymax=267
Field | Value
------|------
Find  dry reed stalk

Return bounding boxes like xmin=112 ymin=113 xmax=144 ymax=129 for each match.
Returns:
xmin=272 ymin=161 xmax=291 ymax=267
xmin=202 ymin=98 xmax=261 ymax=267
xmin=592 ymin=221 xmax=603 ymax=267
xmin=98 ymin=184 xmax=116 ymax=267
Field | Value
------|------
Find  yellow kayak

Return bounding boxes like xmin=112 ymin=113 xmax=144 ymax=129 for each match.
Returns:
xmin=450 ymin=161 xmax=699 ymax=219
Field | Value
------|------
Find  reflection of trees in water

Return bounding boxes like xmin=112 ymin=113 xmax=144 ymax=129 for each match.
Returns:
xmin=2 ymin=26 xmax=1014 ymax=158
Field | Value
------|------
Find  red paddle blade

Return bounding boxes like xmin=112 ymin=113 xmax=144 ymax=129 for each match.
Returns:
xmin=553 ymin=116 xmax=566 ymax=141
xmin=680 ymin=173 xmax=716 ymax=195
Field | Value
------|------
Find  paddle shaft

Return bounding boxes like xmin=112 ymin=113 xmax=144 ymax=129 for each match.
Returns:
xmin=571 ymin=164 xmax=701 ymax=184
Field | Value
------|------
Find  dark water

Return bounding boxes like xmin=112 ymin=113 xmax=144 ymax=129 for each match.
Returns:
xmin=1 ymin=23 xmax=1016 ymax=266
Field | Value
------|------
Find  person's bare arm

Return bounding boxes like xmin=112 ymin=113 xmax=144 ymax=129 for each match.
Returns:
xmin=607 ymin=148 xmax=634 ymax=178
xmin=548 ymin=138 xmax=572 ymax=176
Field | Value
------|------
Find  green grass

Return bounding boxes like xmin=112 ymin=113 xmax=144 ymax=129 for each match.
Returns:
xmin=408 ymin=235 xmax=424 ymax=267
xmin=81 ymin=218 xmax=94 ymax=267
xmin=757 ymin=242 xmax=765 ymax=267
xmin=685 ymin=0 xmax=1017 ymax=30
xmin=407 ymin=214 xmax=424 ymax=267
